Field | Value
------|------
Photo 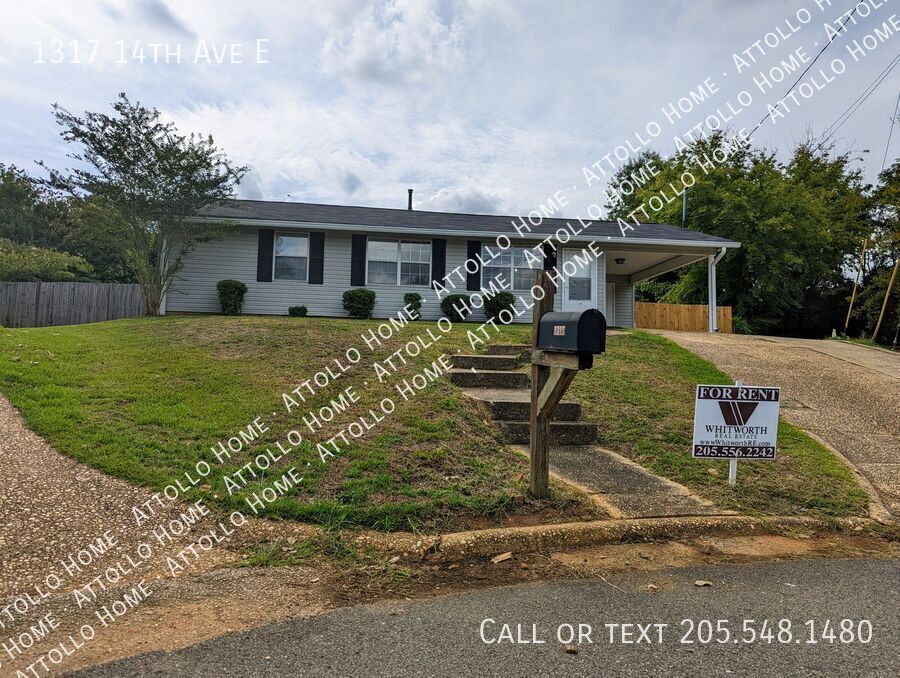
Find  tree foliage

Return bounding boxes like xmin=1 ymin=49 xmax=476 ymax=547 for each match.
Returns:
xmin=1 ymin=164 xmax=134 ymax=282
xmin=41 ymin=93 xmax=247 ymax=314
xmin=0 ymin=238 xmax=92 ymax=282
xmin=607 ymin=132 xmax=870 ymax=336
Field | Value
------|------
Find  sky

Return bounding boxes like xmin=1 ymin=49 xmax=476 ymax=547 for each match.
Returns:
xmin=1 ymin=0 xmax=898 ymax=218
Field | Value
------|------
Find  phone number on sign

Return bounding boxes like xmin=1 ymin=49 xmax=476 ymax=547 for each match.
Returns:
xmin=680 ymin=619 xmax=873 ymax=645
xmin=692 ymin=445 xmax=776 ymax=459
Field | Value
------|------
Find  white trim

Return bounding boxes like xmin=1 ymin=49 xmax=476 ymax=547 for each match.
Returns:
xmin=192 ymin=217 xmax=740 ymax=250
xmin=273 ymin=231 xmax=310 ymax=282
xmin=365 ymin=237 xmax=432 ymax=287
xmin=605 ymin=283 xmax=616 ymax=326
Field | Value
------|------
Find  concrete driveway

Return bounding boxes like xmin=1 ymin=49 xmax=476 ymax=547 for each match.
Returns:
xmin=657 ymin=333 xmax=900 ymax=517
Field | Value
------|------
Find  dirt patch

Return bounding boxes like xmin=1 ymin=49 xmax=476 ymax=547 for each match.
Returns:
xmin=2 ymin=565 xmax=332 ymax=676
xmin=695 ymin=535 xmax=818 ymax=558
xmin=550 ymin=541 xmax=701 ymax=571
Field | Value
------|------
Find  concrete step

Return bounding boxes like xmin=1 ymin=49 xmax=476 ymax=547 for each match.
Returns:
xmin=452 ymin=354 xmax=521 ymax=371
xmin=498 ymin=420 xmax=598 ymax=445
xmin=448 ymin=369 xmax=529 ymax=389
xmin=462 ymin=387 xmax=582 ymax=421
xmin=487 ymin=343 xmax=530 ymax=356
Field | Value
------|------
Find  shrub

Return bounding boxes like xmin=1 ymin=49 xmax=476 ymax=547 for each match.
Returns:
xmin=288 ymin=305 xmax=308 ymax=317
xmin=440 ymin=294 xmax=471 ymax=323
xmin=732 ymin=315 xmax=752 ymax=335
xmin=216 ymin=279 xmax=248 ymax=315
xmin=343 ymin=288 xmax=376 ymax=319
xmin=483 ymin=291 xmax=516 ymax=323
xmin=403 ymin=292 xmax=422 ymax=319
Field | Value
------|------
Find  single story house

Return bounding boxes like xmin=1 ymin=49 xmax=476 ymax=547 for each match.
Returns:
xmin=164 ymin=198 xmax=739 ymax=330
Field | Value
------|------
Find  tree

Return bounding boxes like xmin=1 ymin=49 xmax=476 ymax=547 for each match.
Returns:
xmin=851 ymin=161 xmax=899 ymax=343
xmin=0 ymin=163 xmax=70 ymax=248
xmin=0 ymin=238 xmax=91 ymax=281
xmin=607 ymin=133 xmax=869 ymax=336
xmin=41 ymin=93 xmax=247 ymax=314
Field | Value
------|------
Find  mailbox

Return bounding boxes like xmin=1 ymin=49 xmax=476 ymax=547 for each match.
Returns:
xmin=537 ymin=309 xmax=606 ymax=356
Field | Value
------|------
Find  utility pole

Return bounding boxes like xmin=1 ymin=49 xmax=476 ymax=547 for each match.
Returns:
xmin=844 ymin=237 xmax=868 ymax=334
xmin=872 ymin=259 xmax=898 ymax=342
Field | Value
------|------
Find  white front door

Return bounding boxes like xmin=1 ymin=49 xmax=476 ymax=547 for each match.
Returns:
xmin=605 ymin=283 xmax=616 ymax=326
xmin=561 ymin=249 xmax=596 ymax=312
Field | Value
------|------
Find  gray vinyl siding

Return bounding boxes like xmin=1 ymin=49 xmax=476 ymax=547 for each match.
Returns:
xmin=166 ymin=228 xmax=612 ymax=323
xmin=606 ymin=273 xmax=635 ymax=328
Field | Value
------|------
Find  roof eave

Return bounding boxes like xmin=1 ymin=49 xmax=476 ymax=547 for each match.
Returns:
xmin=188 ymin=216 xmax=741 ymax=250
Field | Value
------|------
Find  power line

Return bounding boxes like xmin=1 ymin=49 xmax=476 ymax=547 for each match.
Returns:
xmin=881 ymin=88 xmax=900 ymax=170
xmin=816 ymin=54 xmax=900 ymax=144
xmin=748 ymin=1 xmax=865 ymax=139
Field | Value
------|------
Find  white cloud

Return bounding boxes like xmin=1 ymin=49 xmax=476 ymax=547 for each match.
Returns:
xmin=320 ymin=0 xmax=466 ymax=86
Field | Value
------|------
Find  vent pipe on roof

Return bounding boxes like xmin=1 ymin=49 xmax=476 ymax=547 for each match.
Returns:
xmin=407 ymin=188 xmax=413 ymax=210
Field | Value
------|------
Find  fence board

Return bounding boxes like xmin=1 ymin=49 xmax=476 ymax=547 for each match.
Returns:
xmin=635 ymin=302 xmax=733 ymax=333
xmin=0 ymin=282 xmax=146 ymax=328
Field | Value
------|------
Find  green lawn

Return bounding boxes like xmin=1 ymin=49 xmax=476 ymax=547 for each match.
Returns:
xmin=0 ymin=318 xmax=868 ymax=531
xmin=568 ymin=331 xmax=868 ymax=517
xmin=0 ymin=316 xmax=592 ymax=531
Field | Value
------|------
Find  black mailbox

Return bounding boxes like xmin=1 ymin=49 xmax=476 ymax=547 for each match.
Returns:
xmin=537 ymin=309 xmax=606 ymax=356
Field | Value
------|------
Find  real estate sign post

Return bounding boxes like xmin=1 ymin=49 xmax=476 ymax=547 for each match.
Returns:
xmin=692 ymin=381 xmax=781 ymax=486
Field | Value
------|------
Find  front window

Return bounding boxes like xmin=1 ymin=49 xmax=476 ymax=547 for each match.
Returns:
xmin=366 ymin=239 xmax=431 ymax=285
xmin=482 ymin=246 xmax=540 ymax=290
xmin=274 ymin=233 xmax=308 ymax=281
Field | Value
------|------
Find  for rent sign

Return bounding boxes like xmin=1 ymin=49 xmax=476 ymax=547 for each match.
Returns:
xmin=692 ymin=384 xmax=780 ymax=459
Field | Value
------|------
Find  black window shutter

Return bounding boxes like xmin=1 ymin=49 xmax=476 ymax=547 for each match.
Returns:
xmin=351 ymin=234 xmax=367 ymax=286
xmin=466 ymin=240 xmax=481 ymax=291
xmin=431 ymin=239 xmax=446 ymax=290
xmin=542 ymin=241 xmax=557 ymax=270
xmin=257 ymin=229 xmax=274 ymax=282
xmin=308 ymin=232 xmax=325 ymax=284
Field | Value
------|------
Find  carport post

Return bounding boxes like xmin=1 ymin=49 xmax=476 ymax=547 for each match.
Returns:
xmin=707 ymin=255 xmax=716 ymax=332
xmin=708 ymin=248 xmax=726 ymax=332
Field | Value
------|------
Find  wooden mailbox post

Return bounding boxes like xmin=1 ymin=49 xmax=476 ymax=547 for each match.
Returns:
xmin=528 ymin=265 xmax=606 ymax=498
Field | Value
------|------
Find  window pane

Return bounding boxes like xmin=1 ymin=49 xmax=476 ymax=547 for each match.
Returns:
xmin=275 ymin=256 xmax=308 ymax=281
xmin=513 ymin=267 xmax=537 ymax=290
xmin=482 ymin=266 xmax=508 ymax=288
xmin=368 ymin=239 xmax=398 ymax=262
xmin=400 ymin=262 xmax=429 ymax=286
xmin=569 ymin=277 xmax=592 ymax=300
xmin=488 ymin=250 xmax=512 ymax=267
xmin=367 ymin=260 xmax=396 ymax=284
xmin=275 ymin=234 xmax=308 ymax=257
xmin=400 ymin=241 xmax=430 ymax=263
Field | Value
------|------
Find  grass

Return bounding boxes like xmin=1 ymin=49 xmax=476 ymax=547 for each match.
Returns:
xmin=0 ymin=315 xmax=592 ymax=532
xmin=0 ymin=318 xmax=868 ymax=533
xmin=829 ymin=335 xmax=896 ymax=352
xmin=567 ymin=331 xmax=869 ymax=517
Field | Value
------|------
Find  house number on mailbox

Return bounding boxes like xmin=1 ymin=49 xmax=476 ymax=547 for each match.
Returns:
xmin=553 ymin=325 xmax=566 ymax=336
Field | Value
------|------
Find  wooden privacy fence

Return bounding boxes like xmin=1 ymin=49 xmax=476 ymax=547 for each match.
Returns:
xmin=635 ymin=302 xmax=733 ymax=333
xmin=0 ymin=282 xmax=145 ymax=328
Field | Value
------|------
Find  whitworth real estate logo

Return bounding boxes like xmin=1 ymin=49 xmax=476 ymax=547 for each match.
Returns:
xmin=692 ymin=384 xmax=781 ymax=459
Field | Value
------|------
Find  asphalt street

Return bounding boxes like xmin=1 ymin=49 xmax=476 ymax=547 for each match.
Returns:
xmin=73 ymin=558 xmax=899 ymax=677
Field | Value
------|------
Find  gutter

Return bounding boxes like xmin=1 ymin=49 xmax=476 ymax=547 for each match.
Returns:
xmin=188 ymin=216 xmax=741 ymax=251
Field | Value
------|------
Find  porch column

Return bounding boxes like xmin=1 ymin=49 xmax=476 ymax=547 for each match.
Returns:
xmin=707 ymin=254 xmax=717 ymax=332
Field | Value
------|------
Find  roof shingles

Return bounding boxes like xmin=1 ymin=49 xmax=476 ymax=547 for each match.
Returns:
xmin=198 ymin=199 xmax=738 ymax=246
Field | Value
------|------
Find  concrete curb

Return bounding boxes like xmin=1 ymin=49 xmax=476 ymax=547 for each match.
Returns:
xmin=796 ymin=429 xmax=894 ymax=525
xmin=357 ymin=515 xmax=883 ymax=564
